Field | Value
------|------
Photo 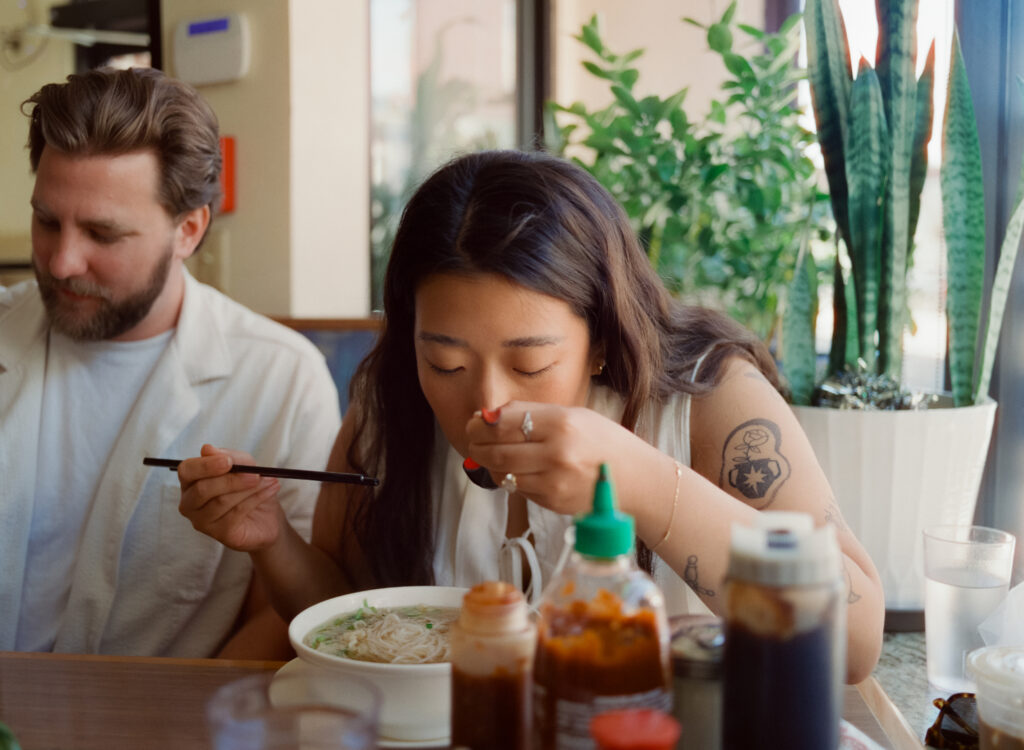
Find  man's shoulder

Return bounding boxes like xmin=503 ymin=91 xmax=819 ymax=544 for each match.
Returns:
xmin=187 ymin=280 xmax=325 ymax=362
xmin=0 ymin=279 xmax=41 ymax=313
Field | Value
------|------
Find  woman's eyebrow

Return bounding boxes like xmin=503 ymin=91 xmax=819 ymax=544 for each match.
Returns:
xmin=416 ymin=331 xmax=562 ymax=348
xmin=418 ymin=331 xmax=466 ymax=346
xmin=502 ymin=335 xmax=562 ymax=348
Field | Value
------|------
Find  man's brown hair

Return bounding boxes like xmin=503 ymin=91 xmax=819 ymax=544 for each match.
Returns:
xmin=23 ymin=66 xmax=222 ymax=219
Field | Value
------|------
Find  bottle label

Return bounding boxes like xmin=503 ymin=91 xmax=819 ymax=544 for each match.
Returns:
xmin=535 ymin=684 xmax=671 ymax=749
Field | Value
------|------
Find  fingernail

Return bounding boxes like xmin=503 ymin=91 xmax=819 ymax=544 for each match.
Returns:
xmin=463 ymin=457 xmax=498 ymax=489
xmin=241 ymin=473 xmax=260 ymax=486
xmin=481 ymin=408 xmax=501 ymax=425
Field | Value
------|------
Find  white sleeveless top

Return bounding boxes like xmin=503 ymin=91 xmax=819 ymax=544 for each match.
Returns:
xmin=427 ymin=384 xmax=711 ymax=617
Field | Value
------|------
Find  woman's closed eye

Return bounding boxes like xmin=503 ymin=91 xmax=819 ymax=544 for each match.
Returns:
xmin=514 ymin=363 xmax=554 ymax=377
xmin=427 ymin=361 xmax=464 ymax=375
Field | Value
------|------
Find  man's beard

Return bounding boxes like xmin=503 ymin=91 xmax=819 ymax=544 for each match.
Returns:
xmin=35 ymin=246 xmax=174 ymax=341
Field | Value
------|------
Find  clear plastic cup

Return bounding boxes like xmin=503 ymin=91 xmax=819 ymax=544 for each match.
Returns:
xmin=207 ymin=671 xmax=380 ymax=750
xmin=922 ymin=525 xmax=1016 ymax=693
xmin=967 ymin=646 xmax=1024 ymax=750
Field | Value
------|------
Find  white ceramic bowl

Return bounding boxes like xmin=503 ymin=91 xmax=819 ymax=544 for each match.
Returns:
xmin=288 ymin=585 xmax=466 ymax=742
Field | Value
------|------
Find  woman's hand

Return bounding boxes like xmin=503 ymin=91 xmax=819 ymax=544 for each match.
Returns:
xmin=464 ymin=401 xmax=655 ymax=516
xmin=176 ymin=443 xmax=284 ymax=551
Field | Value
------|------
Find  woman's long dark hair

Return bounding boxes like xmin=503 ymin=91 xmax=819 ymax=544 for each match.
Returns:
xmin=346 ymin=150 xmax=781 ymax=585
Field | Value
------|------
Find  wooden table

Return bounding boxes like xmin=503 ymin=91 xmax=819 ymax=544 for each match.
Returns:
xmin=0 ymin=652 xmax=280 ymax=749
xmin=0 ymin=651 xmax=904 ymax=749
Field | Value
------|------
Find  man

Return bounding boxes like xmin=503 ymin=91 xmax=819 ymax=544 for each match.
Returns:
xmin=0 ymin=67 xmax=341 ymax=657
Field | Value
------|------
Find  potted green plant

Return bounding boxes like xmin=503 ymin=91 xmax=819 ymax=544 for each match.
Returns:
xmin=784 ymin=0 xmax=1024 ymax=610
xmin=546 ymin=5 xmax=827 ymax=342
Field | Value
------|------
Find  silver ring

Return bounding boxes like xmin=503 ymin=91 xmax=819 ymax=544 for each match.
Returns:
xmin=521 ymin=411 xmax=533 ymax=442
xmin=501 ymin=472 xmax=518 ymax=493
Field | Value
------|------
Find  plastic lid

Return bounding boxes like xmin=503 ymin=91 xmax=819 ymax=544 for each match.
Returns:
xmin=590 ymin=709 xmax=681 ymax=750
xmin=726 ymin=511 xmax=841 ymax=586
xmin=574 ymin=464 xmax=635 ymax=558
xmin=670 ymin=617 xmax=724 ymax=679
xmin=458 ymin=581 xmax=530 ymax=634
xmin=968 ymin=646 xmax=1024 ymax=704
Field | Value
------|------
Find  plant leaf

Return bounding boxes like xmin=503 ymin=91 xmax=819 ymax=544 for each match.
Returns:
xmin=942 ymin=29 xmax=986 ymax=407
xmin=782 ymin=226 xmax=819 ymax=405
xmin=828 ymin=253 xmax=852 ymax=375
xmin=805 ymin=0 xmax=854 ymax=253
xmin=974 ymin=195 xmax=1024 ymax=404
xmin=974 ymin=81 xmax=1024 ymax=404
xmin=908 ymin=39 xmax=936 ymax=263
xmin=708 ymin=23 xmax=733 ymax=53
xmin=845 ymin=62 xmax=890 ymax=369
xmin=579 ymin=16 xmax=605 ymax=55
xmin=875 ymin=0 xmax=918 ymax=379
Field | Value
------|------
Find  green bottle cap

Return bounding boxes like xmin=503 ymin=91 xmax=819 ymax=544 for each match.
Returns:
xmin=574 ymin=463 xmax=635 ymax=557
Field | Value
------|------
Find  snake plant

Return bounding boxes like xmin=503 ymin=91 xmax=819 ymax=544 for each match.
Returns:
xmin=786 ymin=0 xmax=1024 ymax=407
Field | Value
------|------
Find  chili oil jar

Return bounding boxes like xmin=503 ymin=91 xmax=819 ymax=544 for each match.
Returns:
xmin=533 ymin=464 xmax=671 ymax=750
xmin=721 ymin=511 xmax=846 ymax=750
xmin=450 ymin=580 xmax=536 ymax=750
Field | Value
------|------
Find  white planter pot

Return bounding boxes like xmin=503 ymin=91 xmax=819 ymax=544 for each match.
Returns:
xmin=792 ymin=398 xmax=997 ymax=610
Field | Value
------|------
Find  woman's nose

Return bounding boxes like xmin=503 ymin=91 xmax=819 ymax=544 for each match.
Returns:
xmin=476 ymin=367 xmax=511 ymax=414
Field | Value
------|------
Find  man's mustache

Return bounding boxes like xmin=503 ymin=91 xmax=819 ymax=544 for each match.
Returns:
xmin=46 ymin=275 xmax=114 ymax=302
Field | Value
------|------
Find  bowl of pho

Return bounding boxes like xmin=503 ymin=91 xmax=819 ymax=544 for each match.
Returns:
xmin=289 ymin=585 xmax=466 ymax=742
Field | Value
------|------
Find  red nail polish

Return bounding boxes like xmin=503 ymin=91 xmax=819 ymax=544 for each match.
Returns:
xmin=463 ymin=457 xmax=481 ymax=470
xmin=481 ymin=408 xmax=501 ymax=425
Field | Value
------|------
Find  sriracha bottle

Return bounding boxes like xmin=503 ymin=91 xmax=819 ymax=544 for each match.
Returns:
xmin=533 ymin=464 xmax=671 ymax=750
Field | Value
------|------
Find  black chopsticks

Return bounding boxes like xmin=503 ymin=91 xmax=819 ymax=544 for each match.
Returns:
xmin=143 ymin=457 xmax=379 ymax=486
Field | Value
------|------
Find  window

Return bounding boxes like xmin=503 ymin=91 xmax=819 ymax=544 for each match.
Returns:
xmin=369 ymin=0 xmax=547 ymax=308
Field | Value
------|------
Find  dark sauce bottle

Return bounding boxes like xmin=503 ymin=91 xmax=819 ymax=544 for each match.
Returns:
xmin=721 ymin=511 xmax=846 ymax=750
xmin=450 ymin=581 xmax=535 ymax=750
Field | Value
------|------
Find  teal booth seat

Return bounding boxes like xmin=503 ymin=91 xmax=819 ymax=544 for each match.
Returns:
xmin=276 ymin=318 xmax=380 ymax=414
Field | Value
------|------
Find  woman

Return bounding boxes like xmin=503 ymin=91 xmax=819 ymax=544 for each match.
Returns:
xmin=179 ymin=150 xmax=883 ymax=681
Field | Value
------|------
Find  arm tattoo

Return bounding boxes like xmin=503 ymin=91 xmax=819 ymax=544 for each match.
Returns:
xmin=824 ymin=500 xmax=862 ymax=604
xmin=824 ymin=500 xmax=849 ymax=534
xmin=683 ymin=554 xmax=715 ymax=597
xmin=718 ymin=418 xmax=791 ymax=508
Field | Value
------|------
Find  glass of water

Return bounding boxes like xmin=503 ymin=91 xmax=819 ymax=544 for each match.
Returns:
xmin=207 ymin=670 xmax=381 ymax=750
xmin=923 ymin=525 xmax=1016 ymax=694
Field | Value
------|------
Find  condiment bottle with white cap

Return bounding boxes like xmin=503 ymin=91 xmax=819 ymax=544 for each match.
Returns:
xmin=450 ymin=580 xmax=536 ymax=750
xmin=968 ymin=646 xmax=1024 ymax=749
xmin=721 ymin=511 xmax=846 ymax=750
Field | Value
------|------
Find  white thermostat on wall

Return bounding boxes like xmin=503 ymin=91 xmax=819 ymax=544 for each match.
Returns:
xmin=173 ymin=13 xmax=250 ymax=86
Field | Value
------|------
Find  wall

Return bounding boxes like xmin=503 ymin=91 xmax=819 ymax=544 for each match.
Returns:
xmin=0 ymin=1 xmax=71 ymax=268
xmin=552 ymin=0 xmax=767 ymax=122
xmin=162 ymin=1 xmax=370 ymax=317
xmin=0 ymin=0 xmax=369 ymax=318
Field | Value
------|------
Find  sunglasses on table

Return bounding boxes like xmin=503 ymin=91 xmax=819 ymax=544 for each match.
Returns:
xmin=925 ymin=693 xmax=978 ymax=749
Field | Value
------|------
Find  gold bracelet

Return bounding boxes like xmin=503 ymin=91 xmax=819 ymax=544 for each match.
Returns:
xmin=652 ymin=461 xmax=683 ymax=553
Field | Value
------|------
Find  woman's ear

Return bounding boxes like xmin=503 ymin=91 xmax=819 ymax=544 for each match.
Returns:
xmin=590 ymin=344 xmax=606 ymax=376
xmin=173 ymin=205 xmax=211 ymax=260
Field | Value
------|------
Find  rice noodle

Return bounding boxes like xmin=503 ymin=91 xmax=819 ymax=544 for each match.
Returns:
xmin=304 ymin=604 xmax=458 ymax=664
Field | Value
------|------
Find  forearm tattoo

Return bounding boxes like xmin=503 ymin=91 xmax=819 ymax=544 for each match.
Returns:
xmin=683 ymin=554 xmax=715 ymax=597
xmin=719 ymin=419 xmax=791 ymax=508
xmin=824 ymin=501 xmax=862 ymax=604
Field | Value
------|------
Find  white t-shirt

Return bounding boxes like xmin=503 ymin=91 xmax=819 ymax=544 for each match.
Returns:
xmin=16 ymin=329 xmax=172 ymax=651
